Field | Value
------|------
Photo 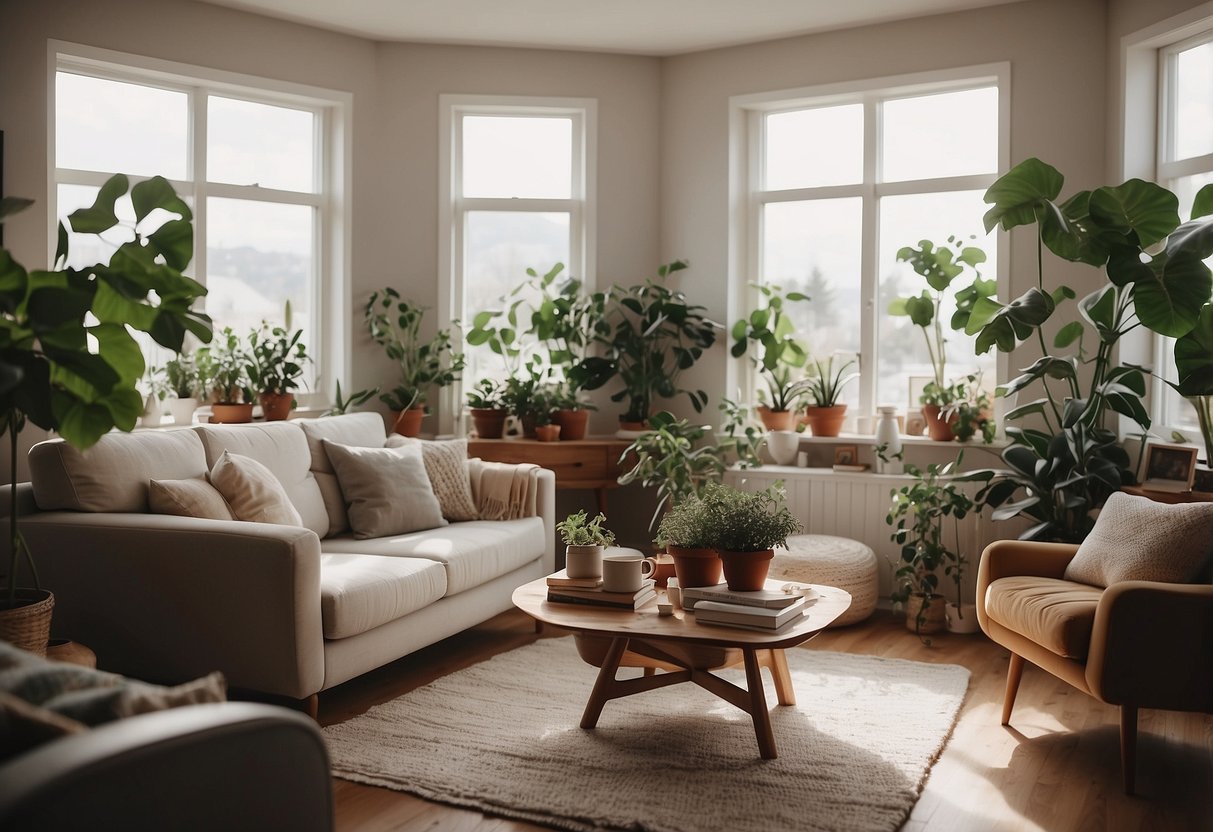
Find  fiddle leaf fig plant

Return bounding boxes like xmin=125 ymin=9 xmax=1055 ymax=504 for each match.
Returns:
xmin=1168 ymin=188 xmax=1213 ymax=464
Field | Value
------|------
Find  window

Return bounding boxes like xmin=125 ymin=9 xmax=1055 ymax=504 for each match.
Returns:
xmin=52 ymin=46 xmax=351 ymax=394
xmin=440 ymin=96 xmax=596 ymax=434
xmin=735 ymin=67 xmax=1007 ymax=424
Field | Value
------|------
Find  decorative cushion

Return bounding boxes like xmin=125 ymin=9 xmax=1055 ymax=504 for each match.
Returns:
xmin=323 ymin=440 xmax=447 ymax=539
xmin=297 ymin=413 xmax=388 ymax=536
xmin=386 ymin=436 xmax=479 ymax=522
xmin=208 ymin=451 xmax=304 ymax=527
xmin=1064 ymin=492 xmax=1213 ymax=588
xmin=984 ymin=576 xmax=1104 ymax=659
xmin=148 ymin=477 xmax=236 ymax=521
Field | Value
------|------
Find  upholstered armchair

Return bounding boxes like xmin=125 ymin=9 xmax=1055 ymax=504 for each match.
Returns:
xmin=976 ymin=502 xmax=1213 ymax=794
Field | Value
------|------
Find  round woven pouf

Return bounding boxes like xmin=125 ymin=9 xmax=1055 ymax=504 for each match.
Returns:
xmin=772 ymin=535 xmax=878 ymax=627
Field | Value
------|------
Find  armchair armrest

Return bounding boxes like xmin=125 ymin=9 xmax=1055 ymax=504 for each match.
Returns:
xmin=0 ymin=703 xmax=332 ymax=831
xmin=976 ymin=540 xmax=1080 ymax=632
xmin=1086 ymin=580 xmax=1213 ymax=711
xmin=16 ymin=512 xmax=324 ymax=699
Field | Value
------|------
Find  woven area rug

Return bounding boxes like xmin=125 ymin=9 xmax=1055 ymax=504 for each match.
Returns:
xmin=324 ymin=637 xmax=969 ymax=832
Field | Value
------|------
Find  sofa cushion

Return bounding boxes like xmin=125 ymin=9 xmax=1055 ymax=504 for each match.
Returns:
xmin=149 ymin=477 xmax=235 ymax=521
xmin=193 ymin=422 xmax=329 ymax=538
xmin=319 ymin=517 xmax=545 ymax=596
xmin=1065 ymin=491 xmax=1213 ymax=588
xmin=386 ymin=436 xmax=479 ymax=522
xmin=29 ymin=430 xmax=208 ymax=513
xmin=297 ymin=413 xmax=387 ymax=535
xmin=209 ymin=451 xmax=304 ymax=527
xmin=324 ymin=440 xmax=447 ymax=538
xmin=319 ymin=553 xmax=448 ymax=639
xmin=985 ymin=576 xmax=1104 ymax=660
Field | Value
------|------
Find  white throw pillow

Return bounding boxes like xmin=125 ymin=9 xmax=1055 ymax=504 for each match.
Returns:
xmin=1064 ymin=491 xmax=1213 ymax=587
xmin=323 ymin=440 xmax=447 ymax=538
xmin=207 ymin=451 xmax=303 ymax=527
xmin=385 ymin=435 xmax=479 ymax=522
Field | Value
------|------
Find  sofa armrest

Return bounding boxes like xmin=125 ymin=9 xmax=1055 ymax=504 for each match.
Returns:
xmin=536 ymin=467 xmax=556 ymax=574
xmin=0 ymin=702 xmax=332 ymax=831
xmin=1086 ymin=580 xmax=1213 ymax=711
xmin=976 ymin=540 xmax=1080 ymax=632
xmin=17 ymin=512 xmax=324 ymax=699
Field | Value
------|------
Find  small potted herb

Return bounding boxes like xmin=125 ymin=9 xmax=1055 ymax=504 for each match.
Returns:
xmin=557 ymin=510 xmax=616 ymax=579
xmin=699 ymin=482 xmax=801 ymax=591
xmin=654 ymin=490 xmax=721 ymax=588
xmin=164 ymin=354 xmax=202 ymax=425
xmin=200 ymin=327 xmax=254 ymax=423
xmin=246 ymin=313 xmax=308 ymax=421
xmin=801 ymin=356 xmax=858 ymax=437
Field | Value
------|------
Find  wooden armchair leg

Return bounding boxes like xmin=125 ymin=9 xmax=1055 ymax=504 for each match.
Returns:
xmin=1121 ymin=704 xmax=1138 ymax=795
xmin=1001 ymin=653 xmax=1025 ymax=726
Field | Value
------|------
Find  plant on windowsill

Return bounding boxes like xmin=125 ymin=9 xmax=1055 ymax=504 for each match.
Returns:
xmin=365 ymin=288 xmax=465 ymax=438
xmin=321 ymin=380 xmax=379 ymax=417
xmin=959 ymin=159 xmax=1213 ymax=543
xmin=200 ymin=327 xmax=254 ymax=424
xmin=801 ymin=356 xmax=859 ymax=437
xmin=697 ymin=481 xmax=802 ymax=592
xmin=246 ymin=307 xmax=309 ymax=422
xmin=921 ymin=373 xmax=996 ymax=444
xmin=730 ymin=283 xmax=812 ymax=432
xmin=139 ymin=365 xmax=170 ymax=427
xmin=0 ymin=175 xmax=212 ymax=654
xmin=886 ymin=454 xmax=975 ymax=641
xmin=465 ymin=378 xmax=509 ymax=439
xmin=164 ymin=353 xmax=203 ymax=425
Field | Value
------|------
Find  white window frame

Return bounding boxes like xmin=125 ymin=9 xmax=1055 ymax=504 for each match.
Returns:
xmin=48 ymin=41 xmax=353 ymax=400
xmin=438 ymin=94 xmax=597 ymax=436
xmin=728 ymin=63 xmax=1010 ymax=427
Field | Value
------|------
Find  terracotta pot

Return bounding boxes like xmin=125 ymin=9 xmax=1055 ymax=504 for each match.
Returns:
xmin=903 ymin=593 xmax=946 ymax=634
xmin=618 ymin=418 xmax=648 ymax=432
xmin=922 ymin=405 xmax=955 ymax=442
xmin=552 ymin=409 xmax=589 ymax=441
xmin=211 ymin=402 xmax=254 ymax=424
xmin=0 ymin=589 xmax=54 ymax=657
xmin=535 ymin=424 xmax=561 ymax=442
xmin=520 ymin=414 xmax=538 ymax=439
xmin=470 ymin=408 xmax=508 ymax=439
xmin=46 ymin=639 xmax=97 ymax=669
xmin=259 ymin=391 xmax=295 ymax=421
xmin=393 ymin=407 xmax=425 ymax=437
xmin=651 ymin=553 xmax=676 ymax=588
xmin=757 ymin=406 xmax=798 ymax=432
xmin=803 ymin=404 xmax=847 ymax=437
xmin=667 ymin=545 xmax=723 ymax=588
xmin=719 ymin=549 xmax=775 ymax=592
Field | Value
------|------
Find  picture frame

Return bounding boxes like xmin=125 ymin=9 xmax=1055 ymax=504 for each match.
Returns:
xmin=833 ymin=445 xmax=858 ymax=466
xmin=904 ymin=408 xmax=926 ymax=437
xmin=907 ymin=375 xmax=933 ymax=412
xmin=1142 ymin=442 xmax=1198 ymax=493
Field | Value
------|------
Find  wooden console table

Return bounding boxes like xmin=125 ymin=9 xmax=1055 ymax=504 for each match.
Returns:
xmin=467 ymin=436 xmax=632 ymax=513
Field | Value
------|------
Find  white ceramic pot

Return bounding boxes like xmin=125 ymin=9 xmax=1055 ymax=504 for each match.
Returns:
xmin=565 ymin=544 xmax=604 ymax=579
xmin=874 ymin=406 xmax=904 ymax=474
xmin=140 ymin=394 xmax=162 ymax=427
xmin=765 ymin=430 xmax=801 ymax=466
xmin=169 ymin=397 xmax=198 ymax=426
xmin=945 ymin=601 xmax=980 ymax=634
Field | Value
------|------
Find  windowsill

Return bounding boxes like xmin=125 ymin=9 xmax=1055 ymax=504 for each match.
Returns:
xmin=793 ymin=432 xmax=1009 ymax=450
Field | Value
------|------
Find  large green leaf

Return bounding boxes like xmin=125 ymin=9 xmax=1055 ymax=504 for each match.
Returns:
xmin=904 ymin=294 xmax=935 ymax=327
xmin=147 ymin=219 xmax=194 ymax=271
xmin=1175 ymin=303 xmax=1213 ymax=396
xmin=1078 ymin=284 xmax=1117 ymax=338
xmin=1041 ymin=191 xmax=1108 ymax=266
xmin=983 ymin=158 xmax=1064 ymax=233
xmin=1087 ymin=179 xmax=1180 ymax=248
xmin=1135 ymin=255 xmax=1212 ymax=337
xmin=0 ymin=197 xmax=34 ymax=222
xmin=68 ymin=174 xmax=128 ymax=234
xmin=1164 ymin=214 xmax=1213 ymax=264
xmin=91 ymin=322 xmax=146 ymax=382
xmin=973 ymin=288 xmax=1055 ymax=354
xmin=1193 ymin=184 xmax=1213 ymax=220
xmin=130 ymin=175 xmax=192 ymax=224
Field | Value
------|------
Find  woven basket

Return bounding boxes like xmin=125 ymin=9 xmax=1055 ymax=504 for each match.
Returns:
xmin=0 ymin=589 xmax=54 ymax=656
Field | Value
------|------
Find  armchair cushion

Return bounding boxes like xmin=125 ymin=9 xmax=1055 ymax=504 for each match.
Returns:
xmin=985 ymin=576 xmax=1104 ymax=659
xmin=1064 ymin=492 xmax=1213 ymax=588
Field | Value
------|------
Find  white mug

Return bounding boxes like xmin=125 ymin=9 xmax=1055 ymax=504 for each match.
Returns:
xmin=602 ymin=555 xmax=658 ymax=593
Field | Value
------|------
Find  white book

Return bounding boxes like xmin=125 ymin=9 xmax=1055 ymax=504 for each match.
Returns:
xmin=692 ymin=596 xmax=806 ymax=629
xmin=681 ymin=584 xmax=807 ymax=610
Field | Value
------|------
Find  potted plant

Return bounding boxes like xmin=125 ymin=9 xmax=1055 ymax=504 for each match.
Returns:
xmin=164 ymin=354 xmax=202 ymax=425
xmin=365 ymin=288 xmax=465 ymax=437
xmin=201 ymin=327 xmax=254 ymax=424
xmin=886 ymin=455 xmax=975 ymax=638
xmin=961 ymin=160 xmax=1213 ymax=542
xmin=465 ymin=378 xmax=509 ymax=438
xmin=499 ymin=363 xmax=550 ymax=438
xmin=139 ymin=365 xmax=169 ymax=427
xmin=0 ymin=175 xmax=211 ymax=653
xmin=696 ymin=481 xmax=801 ymax=592
xmin=801 ymin=356 xmax=858 ymax=437
xmin=890 ymin=236 xmax=994 ymax=441
xmin=547 ymin=383 xmax=597 ymax=441
xmin=533 ymin=391 xmax=561 ymax=442
xmin=731 ymin=283 xmax=812 ymax=431
xmin=321 ymin=380 xmax=379 ymax=417
xmin=557 ymin=510 xmax=616 ymax=579
xmin=246 ymin=313 xmax=308 ymax=422
xmin=654 ymin=490 xmax=721 ymax=588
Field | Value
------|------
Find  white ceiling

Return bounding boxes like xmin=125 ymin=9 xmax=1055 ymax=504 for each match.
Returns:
xmin=195 ymin=0 xmax=1030 ymax=56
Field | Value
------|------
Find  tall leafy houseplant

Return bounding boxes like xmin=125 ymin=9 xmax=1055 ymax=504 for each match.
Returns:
xmin=731 ymin=283 xmax=812 ymax=429
xmin=1169 ymin=185 xmax=1213 ymax=463
xmin=962 ymin=159 xmax=1213 ymax=542
xmin=0 ymin=175 xmax=211 ymax=640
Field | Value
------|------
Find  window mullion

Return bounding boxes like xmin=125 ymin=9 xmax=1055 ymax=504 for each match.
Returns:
xmin=858 ymin=97 xmax=880 ymax=419
xmin=192 ymin=87 xmax=207 ymax=289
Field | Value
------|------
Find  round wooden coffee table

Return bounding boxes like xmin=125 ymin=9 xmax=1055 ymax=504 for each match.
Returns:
xmin=512 ymin=577 xmax=851 ymax=759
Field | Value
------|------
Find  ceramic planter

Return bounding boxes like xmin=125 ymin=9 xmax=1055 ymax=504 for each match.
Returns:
xmin=0 ymin=589 xmax=54 ymax=656
xmin=565 ymin=544 xmax=604 ymax=579
xmin=140 ymin=394 xmax=161 ymax=427
xmin=922 ymin=405 xmax=955 ymax=441
xmin=470 ymin=408 xmax=508 ymax=439
xmin=211 ymin=403 xmax=254 ymax=424
xmin=719 ymin=549 xmax=775 ymax=591
xmin=667 ymin=545 xmax=723 ymax=588
xmin=803 ymin=404 xmax=847 ymax=437
xmin=169 ymin=397 xmax=198 ymax=426
xmin=259 ymin=392 xmax=295 ymax=421
xmin=552 ymin=409 xmax=589 ymax=441
xmin=903 ymin=593 xmax=946 ymax=634
xmin=757 ymin=406 xmax=797 ymax=432
xmin=650 ymin=552 xmax=676 ymax=588
xmin=764 ymin=430 xmax=800 ymax=465
xmin=393 ymin=407 xmax=425 ymax=437
xmin=945 ymin=601 xmax=980 ymax=634
xmin=535 ymin=424 xmax=561 ymax=442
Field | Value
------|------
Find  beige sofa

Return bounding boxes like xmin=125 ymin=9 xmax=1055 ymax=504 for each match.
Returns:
xmin=11 ymin=413 xmax=554 ymax=704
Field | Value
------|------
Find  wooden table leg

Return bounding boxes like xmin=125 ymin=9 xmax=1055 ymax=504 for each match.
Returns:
xmin=580 ymin=636 xmax=629 ymax=729
xmin=769 ymin=649 xmax=796 ymax=707
xmin=743 ymin=648 xmax=777 ymax=759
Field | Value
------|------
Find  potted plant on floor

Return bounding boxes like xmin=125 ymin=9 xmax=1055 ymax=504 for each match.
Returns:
xmin=698 ymin=481 xmax=801 ymax=592
xmin=801 ymin=356 xmax=858 ymax=437
xmin=365 ymin=288 xmax=465 ymax=437
xmin=164 ymin=354 xmax=202 ymax=425
xmin=0 ymin=175 xmax=211 ymax=653
xmin=246 ymin=312 xmax=308 ymax=422
xmin=731 ymin=283 xmax=812 ymax=431
xmin=201 ymin=327 xmax=254 ymax=424
xmin=557 ymin=510 xmax=616 ymax=579
xmin=465 ymin=378 xmax=509 ymax=439
xmin=886 ymin=454 xmax=975 ymax=639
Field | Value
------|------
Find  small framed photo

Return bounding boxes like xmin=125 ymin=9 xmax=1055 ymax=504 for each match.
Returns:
xmin=905 ymin=408 xmax=926 ymax=437
xmin=1142 ymin=442 xmax=1198 ymax=493
xmin=907 ymin=375 xmax=934 ymax=411
xmin=834 ymin=445 xmax=859 ymax=466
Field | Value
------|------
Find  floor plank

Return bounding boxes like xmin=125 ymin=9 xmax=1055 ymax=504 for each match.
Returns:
xmin=319 ymin=609 xmax=1213 ymax=831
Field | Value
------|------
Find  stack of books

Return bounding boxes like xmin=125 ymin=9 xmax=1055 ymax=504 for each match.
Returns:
xmin=545 ymin=570 xmax=657 ymax=609
xmin=683 ymin=584 xmax=813 ymax=632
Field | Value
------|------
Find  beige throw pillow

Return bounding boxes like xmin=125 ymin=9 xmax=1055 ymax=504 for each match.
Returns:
xmin=323 ymin=440 xmax=447 ymax=538
xmin=207 ymin=451 xmax=303 ymax=527
xmin=1064 ymin=491 xmax=1213 ymax=587
xmin=149 ymin=478 xmax=236 ymax=521
xmin=385 ymin=435 xmax=479 ymax=522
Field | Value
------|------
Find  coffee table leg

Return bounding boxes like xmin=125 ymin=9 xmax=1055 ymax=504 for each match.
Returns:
xmin=770 ymin=649 xmax=796 ymax=707
xmin=743 ymin=648 xmax=777 ymax=759
xmin=580 ymin=636 xmax=628 ymax=729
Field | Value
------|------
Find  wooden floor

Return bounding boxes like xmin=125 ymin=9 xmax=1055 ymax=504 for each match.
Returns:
xmin=320 ymin=610 xmax=1213 ymax=832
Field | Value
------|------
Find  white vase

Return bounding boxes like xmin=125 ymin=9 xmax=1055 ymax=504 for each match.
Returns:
xmin=565 ymin=544 xmax=604 ymax=579
xmin=170 ymin=397 xmax=198 ymax=425
xmin=140 ymin=394 xmax=161 ymax=427
xmin=946 ymin=601 xmax=980 ymax=634
xmin=874 ymin=406 xmax=903 ymax=474
xmin=765 ymin=430 xmax=800 ymax=466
